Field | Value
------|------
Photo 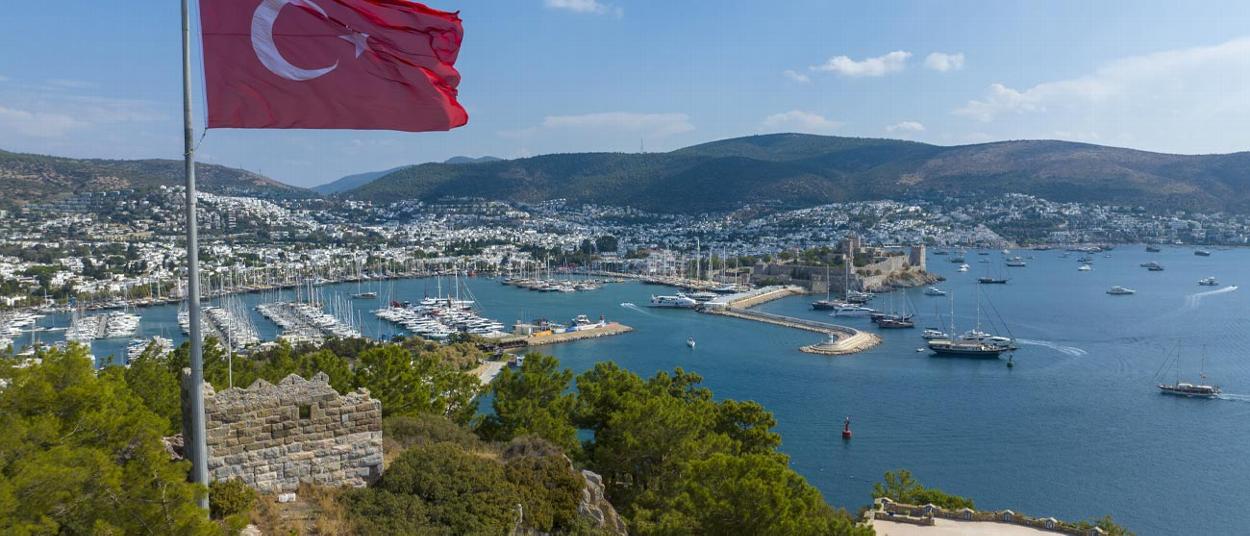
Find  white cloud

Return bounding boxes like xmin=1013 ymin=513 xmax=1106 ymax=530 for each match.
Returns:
xmin=503 ymin=112 xmax=694 ymax=139
xmin=544 ymin=0 xmax=621 ymax=16
xmin=886 ymin=121 xmax=926 ymax=133
xmin=811 ymin=51 xmax=910 ymax=77
xmin=783 ymin=69 xmax=810 ymax=83
xmin=924 ymin=52 xmax=965 ymax=72
xmin=761 ymin=110 xmax=842 ymax=133
xmin=0 ymin=105 xmax=90 ymax=138
xmin=955 ymin=37 xmax=1250 ymax=123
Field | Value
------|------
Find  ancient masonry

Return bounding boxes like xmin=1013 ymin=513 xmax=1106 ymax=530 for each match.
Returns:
xmin=181 ymin=370 xmax=383 ymax=493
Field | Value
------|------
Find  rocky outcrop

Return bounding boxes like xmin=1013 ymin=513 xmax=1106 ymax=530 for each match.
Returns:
xmin=579 ymin=469 xmax=628 ymax=535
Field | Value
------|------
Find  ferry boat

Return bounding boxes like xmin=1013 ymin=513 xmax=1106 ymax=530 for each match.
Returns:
xmin=1198 ymin=276 xmax=1219 ymax=286
xmin=1194 ymin=250 xmax=1211 ymax=257
xmin=648 ymin=294 xmax=699 ymax=308
xmin=923 ymin=287 xmax=947 ymax=296
xmin=1106 ymin=286 xmax=1136 ymax=295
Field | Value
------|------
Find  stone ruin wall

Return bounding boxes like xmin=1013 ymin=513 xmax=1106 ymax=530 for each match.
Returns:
xmin=181 ymin=371 xmax=383 ymax=493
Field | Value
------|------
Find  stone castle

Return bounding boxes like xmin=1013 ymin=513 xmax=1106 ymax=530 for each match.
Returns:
xmin=181 ymin=371 xmax=383 ymax=493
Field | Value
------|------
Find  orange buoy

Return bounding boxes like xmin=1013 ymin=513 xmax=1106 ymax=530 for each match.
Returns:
xmin=841 ymin=416 xmax=852 ymax=440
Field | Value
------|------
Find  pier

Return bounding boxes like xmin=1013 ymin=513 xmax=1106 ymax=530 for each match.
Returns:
xmin=498 ymin=322 xmax=634 ymax=348
xmin=700 ymin=286 xmax=881 ymax=356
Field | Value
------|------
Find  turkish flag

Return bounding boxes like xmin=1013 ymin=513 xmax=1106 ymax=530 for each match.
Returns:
xmin=201 ymin=0 xmax=467 ymax=132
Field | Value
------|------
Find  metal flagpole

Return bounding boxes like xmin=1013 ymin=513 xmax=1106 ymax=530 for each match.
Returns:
xmin=182 ymin=0 xmax=209 ymax=510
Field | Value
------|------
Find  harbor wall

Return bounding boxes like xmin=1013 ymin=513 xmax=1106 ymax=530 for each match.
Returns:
xmin=181 ymin=371 xmax=383 ymax=493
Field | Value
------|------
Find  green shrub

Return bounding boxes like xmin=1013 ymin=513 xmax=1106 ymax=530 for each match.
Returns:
xmin=210 ymin=478 xmax=258 ymax=520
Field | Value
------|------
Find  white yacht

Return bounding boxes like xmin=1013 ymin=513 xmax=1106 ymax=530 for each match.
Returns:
xmin=957 ymin=264 xmax=970 ymax=272
xmin=831 ymin=303 xmax=876 ymax=317
xmin=1198 ymin=276 xmax=1219 ymax=286
xmin=1078 ymin=264 xmax=1093 ymax=272
xmin=1106 ymin=286 xmax=1136 ymax=295
xmin=648 ymin=294 xmax=699 ymax=308
xmin=921 ymin=328 xmax=948 ymax=340
xmin=923 ymin=287 xmax=947 ymax=296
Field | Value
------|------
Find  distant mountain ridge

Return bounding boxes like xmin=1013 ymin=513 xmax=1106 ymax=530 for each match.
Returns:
xmin=312 ymin=156 xmax=500 ymax=194
xmin=341 ymin=134 xmax=1250 ymax=214
xmin=0 ymin=148 xmax=308 ymax=206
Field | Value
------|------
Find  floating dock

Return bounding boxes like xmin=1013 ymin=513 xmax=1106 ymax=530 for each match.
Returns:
xmin=700 ymin=286 xmax=880 ymax=356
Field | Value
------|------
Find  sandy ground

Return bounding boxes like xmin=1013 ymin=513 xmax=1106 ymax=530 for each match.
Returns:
xmin=873 ymin=518 xmax=1060 ymax=536
xmin=470 ymin=360 xmax=507 ymax=386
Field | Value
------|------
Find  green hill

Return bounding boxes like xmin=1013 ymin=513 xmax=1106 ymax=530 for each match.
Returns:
xmin=343 ymin=134 xmax=1250 ymax=214
xmin=0 ymin=149 xmax=308 ymax=207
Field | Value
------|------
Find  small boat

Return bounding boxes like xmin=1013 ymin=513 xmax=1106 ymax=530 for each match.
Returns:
xmin=686 ymin=337 xmax=696 ymax=349
xmin=923 ymin=287 xmax=947 ymax=296
xmin=922 ymin=328 xmax=948 ymax=340
xmin=1194 ymin=250 xmax=1212 ymax=257
xmin=832 ymin=303 xmax=876 ymax=317
xmin=977 ymin=277 xmax=1008 ymax=284
xmin=1106 ymin=286 xmax=1136 ymax=295
xmin=1078 ymin=264 xmax=1093 ymax=271
xmin=1005 ymin=257 xmax=1027 ymax=267
xmin=1146 ymin=245 xmax=1161 ymax=253
xmin=1147 ymin=263 xmax=1165 ymax=272
xmin=811 ymin=300 xmax=839 ymax=311
xmin=351 ymin=291 xmax=378 ymax=299
xmin=877 ymin=317 xmax=915 ymax=329
xmin=1198 ymin=276 xmax=1219 ymax=286
xmin=957 ymin=264 xmax=969 ymax=272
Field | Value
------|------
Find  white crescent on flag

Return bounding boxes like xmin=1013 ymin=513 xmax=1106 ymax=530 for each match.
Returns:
xmin=251 ymin=0 xmax=338 ymax=81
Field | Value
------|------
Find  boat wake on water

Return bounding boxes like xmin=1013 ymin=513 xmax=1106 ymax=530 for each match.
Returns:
xmin=619 ymin=302 xmax=656 ymax=317
xmin=1184 ymin=285 xmax=1239 ymax=310
xmin=1216 ymin=393 xmax=1250 ymax=403
xmin=1015 ymin=338 xmax=1088 ymax=357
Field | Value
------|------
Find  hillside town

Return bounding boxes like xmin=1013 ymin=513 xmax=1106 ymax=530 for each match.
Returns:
xmin=2 ymin=187 xmax=1249 ymax=310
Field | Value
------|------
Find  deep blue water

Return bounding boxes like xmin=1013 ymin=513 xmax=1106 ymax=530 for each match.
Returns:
xmin=12 ymin=247 xmax=1250 ymax=534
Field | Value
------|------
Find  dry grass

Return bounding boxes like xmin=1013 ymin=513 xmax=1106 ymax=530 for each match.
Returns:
xmin=249 ymin=484 xmax=353 ymax=536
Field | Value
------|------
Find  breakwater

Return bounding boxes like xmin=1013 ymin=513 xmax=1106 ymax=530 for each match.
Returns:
xmin=700 ymin=286 xmax=880 ymax=356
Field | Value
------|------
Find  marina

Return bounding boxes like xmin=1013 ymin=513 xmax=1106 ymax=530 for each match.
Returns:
xmin=2 ymin=247 xmax=1249 ymax=534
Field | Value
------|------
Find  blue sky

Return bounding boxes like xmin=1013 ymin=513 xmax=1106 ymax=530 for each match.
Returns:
xmin=3 ymin=0 xmax=1250 ymax=187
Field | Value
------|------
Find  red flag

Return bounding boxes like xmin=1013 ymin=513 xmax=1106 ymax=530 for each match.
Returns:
xmin=200 ymin=0 xmax=467 ymax=132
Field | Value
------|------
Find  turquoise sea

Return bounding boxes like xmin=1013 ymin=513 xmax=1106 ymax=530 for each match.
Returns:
xmin=12 ymin=246 xmax=1250 ymax=535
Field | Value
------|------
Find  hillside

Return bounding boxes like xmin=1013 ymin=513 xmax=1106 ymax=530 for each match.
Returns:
xmin=313 ymin=156 xmax=500 ymax=194
xmin=342 ymin=134 xmax=1250 ymax=214
xmin=313 ymin=166 xmax=409 ymax=195
xmin=0 ymin=149 xmax=308 ymax=206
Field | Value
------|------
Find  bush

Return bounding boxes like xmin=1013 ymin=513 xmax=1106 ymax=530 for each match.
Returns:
xmin=384 ymin=413 xmax=484 ymax=453
xmin=210 ymin=478 xmax=258 ymax=519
